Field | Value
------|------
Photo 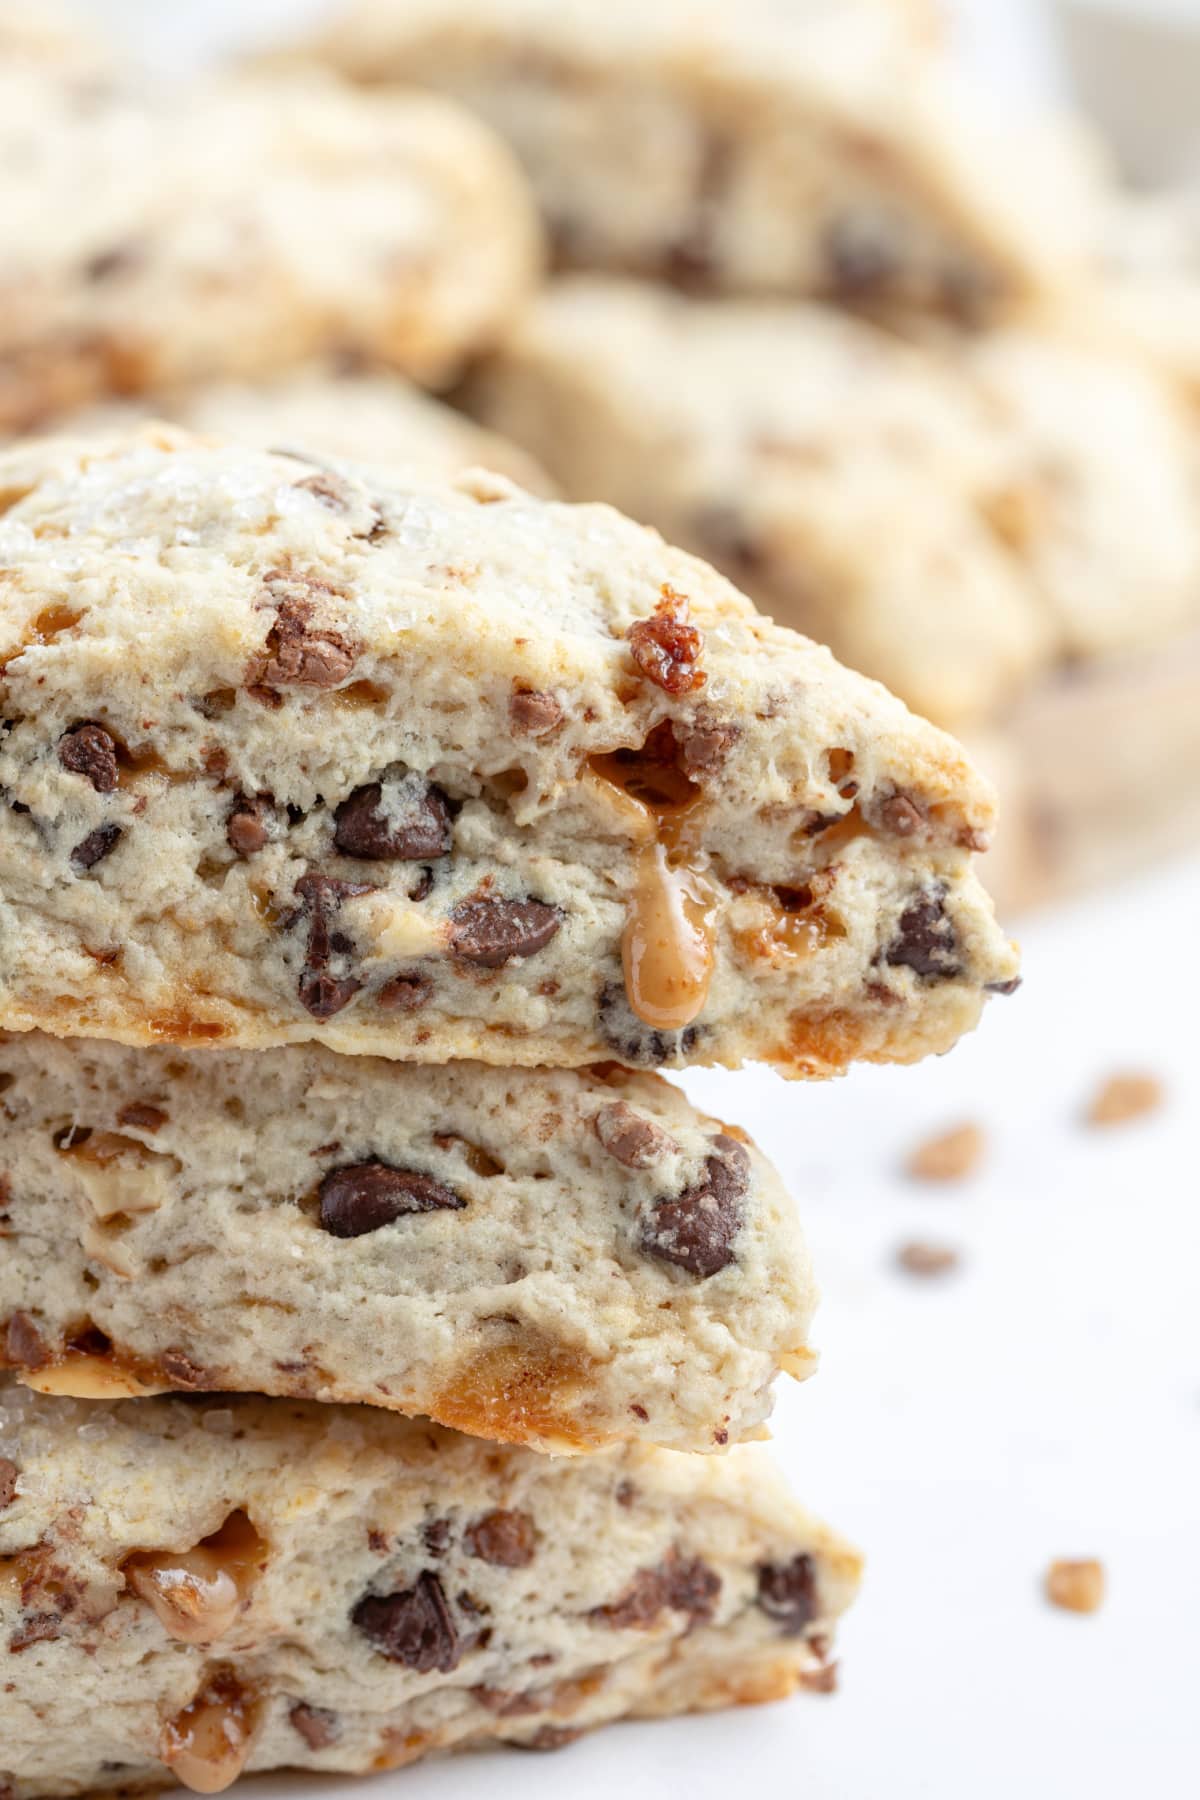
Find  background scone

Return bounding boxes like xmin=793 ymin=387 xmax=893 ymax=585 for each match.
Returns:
xmin=0 ymin=1037 xmax=815 ymax=1454
xmin=469 ymin=278 xmax=1200 ymax=730
xmin=0 ymin=1384 xmax=861 ymax=1797
xmin=0 ymin=431 xmax=1017 ymax=1076
xmin=299 ymin=0 xmax=1091 ymax=321
xmin=32 ymin=363 xmax=553 ymax=492
xmin=0 ymin=65 xmax=541 ymax=430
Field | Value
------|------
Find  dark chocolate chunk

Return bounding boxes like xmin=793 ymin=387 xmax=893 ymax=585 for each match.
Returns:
xmin=588 ymin=1550 xmax=720 ymax=1631
xmin=4 ymin=1311 xmax=48 ymax=1369
xmin=352 ymin=1571 xmax=461 ymax=1672
xmin=376 ymin=973 xmax=433 ymax=1012
xmin=289 ymin=872 xmax=375 ymax=1020
xmin=318 ymin=1161 xmax=465 ymax=1238
xmin=509 ymin=689 xmax=563 ymax=738
xmin=289 ymin=1702 xmax=341 ymax=1750
xmin=639 ymin=1135 xmax=749 ymax=1278
xmin=757 ymin=1554 xmax=819 ymax=1635
xmin=70 ymin=823 xmax=121 ymax=871
xmin=334 ymin=778 xmax=451 ymax=861
xmin=884 ymin=884 xmax=962 ymax=982
xmin=0 ymin=1457 xmax=18 ymax=1510
xmin=463 ymin=1510 xmax=536 ymax=1569
xmin=227 ymin=792 xmax=275 ymax=856
xmin=448 ymin=898 xmax=561 ymax=968
xmin=58 ymin=723 xmax=118 ymax=793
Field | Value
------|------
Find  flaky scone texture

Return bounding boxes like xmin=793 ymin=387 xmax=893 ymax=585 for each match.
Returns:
xmin=0 ymin=1035 xmax=815 ymax=1454
xmin=0 ymin=1385 xmax=860 ymax=1798
xmin=471 ymin=279 xmax=1200 ymax=729
xmin=0 ymin=430 xmax=1017 ymax=1076
xmin=0 ymin=64 xmax=541 ymax=429
xmin=301 ymin=0 xmax=1089 ymax=320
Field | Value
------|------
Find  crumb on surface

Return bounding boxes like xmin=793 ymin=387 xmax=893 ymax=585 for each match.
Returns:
xmin=895 ymin=1240 xmax=960 ymax=1278
xmin=1085 ymin=1072 xmax=1163 ymax=1128
xmin=906 ymin=1121 xmax=985 ymax=1182
xmin=1044 ymin=1558 xmax=1106 ymax=1615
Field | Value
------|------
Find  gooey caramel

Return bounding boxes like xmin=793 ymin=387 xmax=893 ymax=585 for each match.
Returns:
xmin=160 ymin=1670 xmax=260 ymax=1795
xmin=124 ymin=1511 xmax=267 ymax=1647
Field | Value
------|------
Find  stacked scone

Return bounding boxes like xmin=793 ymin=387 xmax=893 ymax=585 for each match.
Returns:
xmin=0 ymin=423 xmax=1018 ymax=1794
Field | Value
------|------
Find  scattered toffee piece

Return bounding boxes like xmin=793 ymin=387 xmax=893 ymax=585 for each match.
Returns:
xmin=884 ymin=884 xmax=962 ymax=982
xmin=1044 ymin=1558 xmax=1105 ymax=1615
xmin=463 ymin=1511 xmax=536 ymax=1569
xmin=334 ymin=778 xmax=451 ymax=861
xmin=352 ymin=1571 xmax=461 ymax=1672
xmin=318 ymin=1161 xmax=465 ymax=1238
xmin=757 ymin=1553 xmax=818 ymax=1635
xmin=71 ymin=823 xmax=122 ymax=871
xmin=448 ymin=898 xmax=561 ymax=968
xmin=895 ymin=1240 xmax=960 ymax=1279
xmin=509 ymin=689 xmax=563 ymax=738
xmin=594 ymin=1101 xmax=678 ymax=1170
xmin=627 ymin=585 xmax=706 ymax=696
xmin=639 ymin=1135 xmax=749 ymax=1278
xmin=58 ymin=723 xmax=118 ymax=793
xmin=1084 ymin=1072 xmax=1164 ymax=1129
xmin=906 ymin=1123 xmax=985 ymax=1184
xmin=289 ymin=1702 xmax=341 ymax=1750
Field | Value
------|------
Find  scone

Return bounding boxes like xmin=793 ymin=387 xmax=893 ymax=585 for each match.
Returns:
xmin=0 ymin=1384 xmax=860 ymax=1797
xmin=0 ymin=1035 xmax=815 ymax=1453
xmin=298 ymin=0 xmax=1090 ymax=320
xmin=0 ymin=430 xmax=1018 ymax=1076
xmin=0 ymin=64 xmax=540 ymax=430
xmin=38 ymin=364 xmax=553 ymax=492
xmin=469 ymin=278 xmax=1200 ymax=728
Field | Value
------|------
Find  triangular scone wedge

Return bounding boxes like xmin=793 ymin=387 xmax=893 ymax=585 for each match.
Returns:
xmin=0 ymin=1035 xmax=815 ymax=1454
xmin=0 ymin=1384 xmax=860 ymax=1796
xmin=297 ymin=0 xmax=1091 ymax=321
xmin=0 ymin=430 xmax=1018 ymax=1075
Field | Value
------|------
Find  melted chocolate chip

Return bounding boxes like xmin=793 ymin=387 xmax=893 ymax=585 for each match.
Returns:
xmin=9 ymin=1612 xmax=62 ymax=1652
xmin=376 ymin=973 xmax=433 ymax=1012
xmin=756 ymin=1554 xmax=819 ymax=1635
xmin=597 ymin=981 xmax=700 ymax=1068
xmin=594 ymin=1101 xmax=678 ymax=1170
xmin=640 ymin=1135 xmax=749 ymax=1278
xmin=885 ymin=885 xmax=962 ymax=982
xmin=877 ymin=793 xmax=924 ymax=838
xmin=422 ymin=1518 xmax=452 ymax=1556
xmin=5 ymin=1311 xmax=48 ymax=1369
xmin=71 ymin=822 xmax=122 ymax=871
xmin=227 ymin=792 xmax=275 ymax=856
xmin=318 ymin=1161 xmax=465 ymax=1238
xmin=463 ymin=1511 xmax=536 ymax=1569
xmin=0 ymin=1456 xmax=18 ymax=1510
xmin=677 ymin=716 xmax=740 ymax=777
xmin=334 ymin=778 xmax=452 ymax=861
xmin=289 ymin=872 xmax=375 ymax=1019
xmin=249 ymin=571 xmax=360 ymax=691
xmin=448 ymin=898 xmax=562 ymax=968
xmin=352 ymin=1571 xmax=461 ymax=1672
xmin=509 ymin=689 xmax=563 ymax=738
xmin=58 ymin=723 xmax=118 ymax=793
xmin=588 ymin=1550 xmax=720 ymax=1631
xmin=289 ymin=1702 xmax=341 ymax=1750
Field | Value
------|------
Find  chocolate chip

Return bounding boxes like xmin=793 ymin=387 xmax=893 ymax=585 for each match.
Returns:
xmin=289 ymin=1702 xmax=341 ymax=1750
xmin=318 ymin=1161 xmax=465 ymax=1238
xmin=71 ymin=823 xmax=121 ymax=871
xmin=757 ymin=1554 xmax=819 ymax=1635
xmin=449 ymin=898 xmax=562 ymax=968
xmin=0 ymin=1457 xmax=17 ymax=1509
xmin=677 ymin=717 xmax=740 ymax=777
xmin=514 ymin=1726 xmax=585 ymax=1753
xmin=597 ymin=981 xmax=700 ymax=1068
xmin=640 ymin=1135 xmax=748 ymax=1278
xmin=463 ymin=1511 xmax=536 ymax=1569
xmin=352 ymin=1571 xmax=461 ymax=1672
xmin=289 ymin=872 xmax=375 ymax=1019
xmin=627 ymin=585 xmax=706 ymax=696
xmin=334 ymin=776 xmax=452 ymax=861
xmin=58 ymin=723 xmax=118 ymax=792
xmin=249 ymin=570 xmax=360 ymax=690
xmin=9 ymin=1611 xmax=62 ymax=1652
xmin=822 ymin=215 xmax=902 ymax=303
xmin=227 ymin=792 xmax=275 ymax=856
xmin=693 ymin=503 xmax=765 ymax=581
xmin=877 ymin=793 xmax=925 ymax=837
xmin=986 ymin=977 xmax=1022 ymax=997
xmin=298 ymin=971 xmax=361 ymax=1018
xmin=4 ymin=1311 xmax=48 ymax=1369
xmin=116 ymin=1103 xmax=167 ymax=1132
xmin=376 ymin=973 xmax=433 ymax=1012
xmin=509 ymin=690 xmax=564 ymax=738
xmin=884 ymin=884 xmax=962 ymax=982
xmin=158 ymin=1349 xmax=211 ymax=1388
xmin=589 ymin=1551 xmax=720 ymax=1631
xmin=422 ymin=1518 xmax=452 ymax=1556
xmin=594 ymin=1101 xmax=678 ymax=1170
xmin=83 ymin=243 xmax=140 ymax=283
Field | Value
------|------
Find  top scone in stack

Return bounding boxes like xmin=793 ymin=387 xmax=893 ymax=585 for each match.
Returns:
xmin=0 ymin=6 xmax=1019 ymax=1796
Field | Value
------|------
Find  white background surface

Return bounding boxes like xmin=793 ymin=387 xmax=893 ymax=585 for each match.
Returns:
xmin=65 ymin=2 xmax=1200 ymax=1794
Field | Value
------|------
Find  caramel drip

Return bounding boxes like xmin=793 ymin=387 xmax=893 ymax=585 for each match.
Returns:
xmin=125 ymin=1512 xmax=267 ymax=1647
xmin=587 ymin=751 xmax=717 ymax=1033
xmin=161 ymin=1672 xmax=260 ymax=1794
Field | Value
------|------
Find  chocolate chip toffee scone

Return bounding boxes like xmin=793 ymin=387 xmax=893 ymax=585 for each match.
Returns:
xmin=0 ymin=1384 xmax=861 ymax=1797
xmin=470 ymin=279 xmax=1200 ymax=729
xmin=0 ymin=63 xmax=540 ymax=431
xmin=0 ymin=430 xmax=1018 ymax=1073
xmin=0 ymin=1035 xmax=816 ymax=1453
xmin=299 ymin=0 xmax=1090 ymax=322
